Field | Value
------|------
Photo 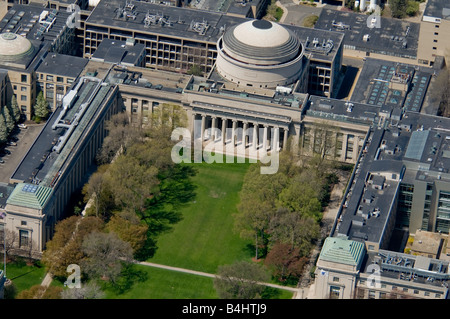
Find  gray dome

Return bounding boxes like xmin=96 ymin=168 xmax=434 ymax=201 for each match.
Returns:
xmin=0 ymin=33 xmax=34 ymax=61
xmin=220 ymin=20 xmax=302 ymax=65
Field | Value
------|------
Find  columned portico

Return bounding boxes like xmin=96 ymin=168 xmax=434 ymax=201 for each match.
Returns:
xmin=192 ymin=112 xmax=291 ymax=157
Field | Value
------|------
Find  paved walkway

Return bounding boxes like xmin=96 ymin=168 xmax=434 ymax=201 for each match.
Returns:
xmin=135 ymin=260 xmax=301 ymax=294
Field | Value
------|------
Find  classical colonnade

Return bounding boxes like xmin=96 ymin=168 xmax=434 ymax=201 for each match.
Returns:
xmin=192 ymin=113 xmax=289 ymax=152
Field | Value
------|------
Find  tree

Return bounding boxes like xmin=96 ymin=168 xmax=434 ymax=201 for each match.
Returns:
xmin=82 ymin=164 xmax=115 ymax=220
xmin=0 ymin=113 xmax=8 ymax=144
xmin=0 ymin=229 xmax=17 ymax=261
xmin=3 ymin=106 xmax=14 ymax=133
xmin=81 ymin=231 xmax=133 ymax=283
xmin=34 ymin=91 xmax=49 ymax=120
xmin=106 ymin=213 xmax=148 ymax=255
xmin=103 ymin=153 xmax=160 ymax=213
xmin=264 ymin=243 xmax=308 ymax=283
xmin=60 ymin=282 xmax=105 ymax=299
xmin=41 ymin=216 xmax=104 ymax=278
xmin=268 ymin=208 xmax=320 ymax=256
xmin=96 ymin=112 xmax=144 ymax=164
xmin=16 ymin=285 xmax=62 ymax=299
xmin=406 ymin=0 xmax=420 ymax=17
xmin=235 ymin=164 xmax=288 ymax=259
xmin=389 ymin=0 xmax=408 ymax=18
xmin=186 ymin=64 xmax=203 ymax=76
xmin=214 ymin=261 xmax=270 ymax=299
xmin=10 ymin=95 xmax=21 ymax=122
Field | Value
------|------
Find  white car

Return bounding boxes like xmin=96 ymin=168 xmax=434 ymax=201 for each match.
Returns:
xmin=18 ymin=124 xmax=27 ymax=129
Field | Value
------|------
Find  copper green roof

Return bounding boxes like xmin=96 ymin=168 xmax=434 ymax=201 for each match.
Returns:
xmin=319 ymin=237 xmax=366 ymax=268
xmin=6 ymin=183 xmax=53 ymax=210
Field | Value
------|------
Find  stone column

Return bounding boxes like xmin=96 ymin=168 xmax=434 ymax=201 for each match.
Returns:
xmin=243 ymin=121 xmax=248 ymax=148
xmin=263 ymin=124 xmax=268 ymax=151
xmin=253 ymin=123 xmax=258 ymax=150
xmin=200 ymin=114 xmax=206 ymax=142
xmin=232 ymin=119 xmax=237 ymax=146
xmin=222 ymin=117 xmax=227 ymax=144
xmin=211 ymin=116 xmax=216 ymax=141
xmin=273 ymin=126 xmax=280 ymax=151
xmin=283 ymin=127 xmax=288 ymax=150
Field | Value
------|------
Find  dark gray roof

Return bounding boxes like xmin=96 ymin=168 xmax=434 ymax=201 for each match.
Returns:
xmin=86 ymin=0 xmax=343 ymax=63
xmin=0 ymin=4 xmax=72 ymax=44
xmin=11 ymin=76 xmax=116 ymax=187
xmin=350 ymin=58 xmax=433 ymax=113
xmin=91 ymin=38 xmax=145 ymax=66
xmin=423 ymin=0 xmax=450 ymax=20
xmin=36 ymin=53 xmax=88 ymax=78
xmin=314 ymin=9 xmax=419 ymax=59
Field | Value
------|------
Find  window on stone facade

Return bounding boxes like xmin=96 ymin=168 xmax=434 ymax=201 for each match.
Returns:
xmin=19 ymin=229 xmax=29 ymax=247
xmin=329 ymin=286 xmax=340 ymax=299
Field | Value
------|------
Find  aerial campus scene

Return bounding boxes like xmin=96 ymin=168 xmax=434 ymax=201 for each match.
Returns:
xmin=0 ymin=0 xmax=449 ymax=306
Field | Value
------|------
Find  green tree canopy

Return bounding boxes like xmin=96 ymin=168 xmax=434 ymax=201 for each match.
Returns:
xmin=214 ymin=261 xmax=270 ymax=299
xmin=10 ymin=95 xmax=21 ymax=122
xmin=34 ymin=91 xmax=49 ymax=120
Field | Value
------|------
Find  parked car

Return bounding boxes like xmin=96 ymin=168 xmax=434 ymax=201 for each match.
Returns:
xmin=7 ymin=141 xmax=17 ymax=146
xmin=0 ymin=149 xmax=11 ymax=156
xmin=18 ymin=123 xmax=27 ymax=129
xmin=0 ymin=158 xmax=4 ymax=163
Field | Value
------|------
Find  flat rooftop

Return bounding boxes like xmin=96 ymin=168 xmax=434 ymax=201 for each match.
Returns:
xmin=363 ymin=250 xmax=450 ymax=288
xmin=423 ymin=0 xmax=450 ymax=20
xmin=315 ymin=9 xmax=419 ymax=59
xmin=306 ymin=95 xmax=380 ymax=126
xmin=0 ymin=4 xmax=72 ymax=44
xmin=190 ymin=0 xmax=261 ymax=17
xmin=10 ymin=74 xmax=116 ymax=188
xmin=36 ymin=52 xmax=88 ymax=78
xmin=86 ymin=0 xmax=343 ymax=62
xmin=91 ymin=38 xmax=145 ymax=66
xmin=350 ymin=58 xmax=433 ymax=113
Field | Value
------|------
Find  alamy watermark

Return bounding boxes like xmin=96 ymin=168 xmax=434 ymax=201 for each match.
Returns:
xmin=366 ymin=264 xmax=381 ymax=289
xmin=64 ymin=264 xmax=81 ymax=289
xmin=171 ymin=120 xmax=280 ymax=174
xmin=66 ymin=4 xmax=81 ymax=29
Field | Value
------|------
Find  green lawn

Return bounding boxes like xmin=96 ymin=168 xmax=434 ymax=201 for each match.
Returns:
xmin=149 ymin=161 xmax=253 ymax=274
xmin=103 ymin=264 xmax=293 ymax=299
xmin=1 ymin=260 xmax=47 ymax=293
xmin=104 ymin=265 xmax=218 ymax=299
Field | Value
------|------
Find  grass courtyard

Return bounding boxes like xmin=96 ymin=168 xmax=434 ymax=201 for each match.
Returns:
xmin=148 ymin=160 xmax=254 ymax=274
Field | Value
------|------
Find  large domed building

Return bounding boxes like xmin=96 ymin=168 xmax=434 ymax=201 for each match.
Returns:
xmin=0 ymin=32 xmax=35 ymax=65
xmin=216 ymin=19 xmax=305 ymax=89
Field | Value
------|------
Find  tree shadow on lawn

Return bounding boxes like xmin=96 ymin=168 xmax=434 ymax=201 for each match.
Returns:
xmin=136 ymin=165 xmax=198 ymax=260
xmin=104 ymin=263 xmax=149 ymax=295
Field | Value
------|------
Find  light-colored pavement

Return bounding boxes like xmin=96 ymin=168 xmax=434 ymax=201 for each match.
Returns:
xmin=277 ymin=0 xmax=324 ymax=26
xmin=0 ymin=123 xmax=45 ymax=183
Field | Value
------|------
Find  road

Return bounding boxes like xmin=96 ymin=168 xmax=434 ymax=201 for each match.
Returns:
xmin=0 ymin=124 xmax=44 ymax=183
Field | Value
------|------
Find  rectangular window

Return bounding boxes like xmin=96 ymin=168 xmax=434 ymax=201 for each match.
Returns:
xmin=21 ymin=86 xmax=27 ymax=92
xmin=19 ymin=230 xmax=29 ymax=247
xmin=46 ymin=75 xmax=54 ymax=81
xmin=57 ymin=76 xmax=64 ymax=83
xmin=21 ymin=95 xmax=27 ymax=101
xmin=329 ymin=286 xmax=340 ymax=299
xmin=332 ymin=277 xmax=339 ymax=282
xmin=21 ymin=221 xmax=27 ymax=226
xmin=21 ymin=74 xmax=27 ymax=83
